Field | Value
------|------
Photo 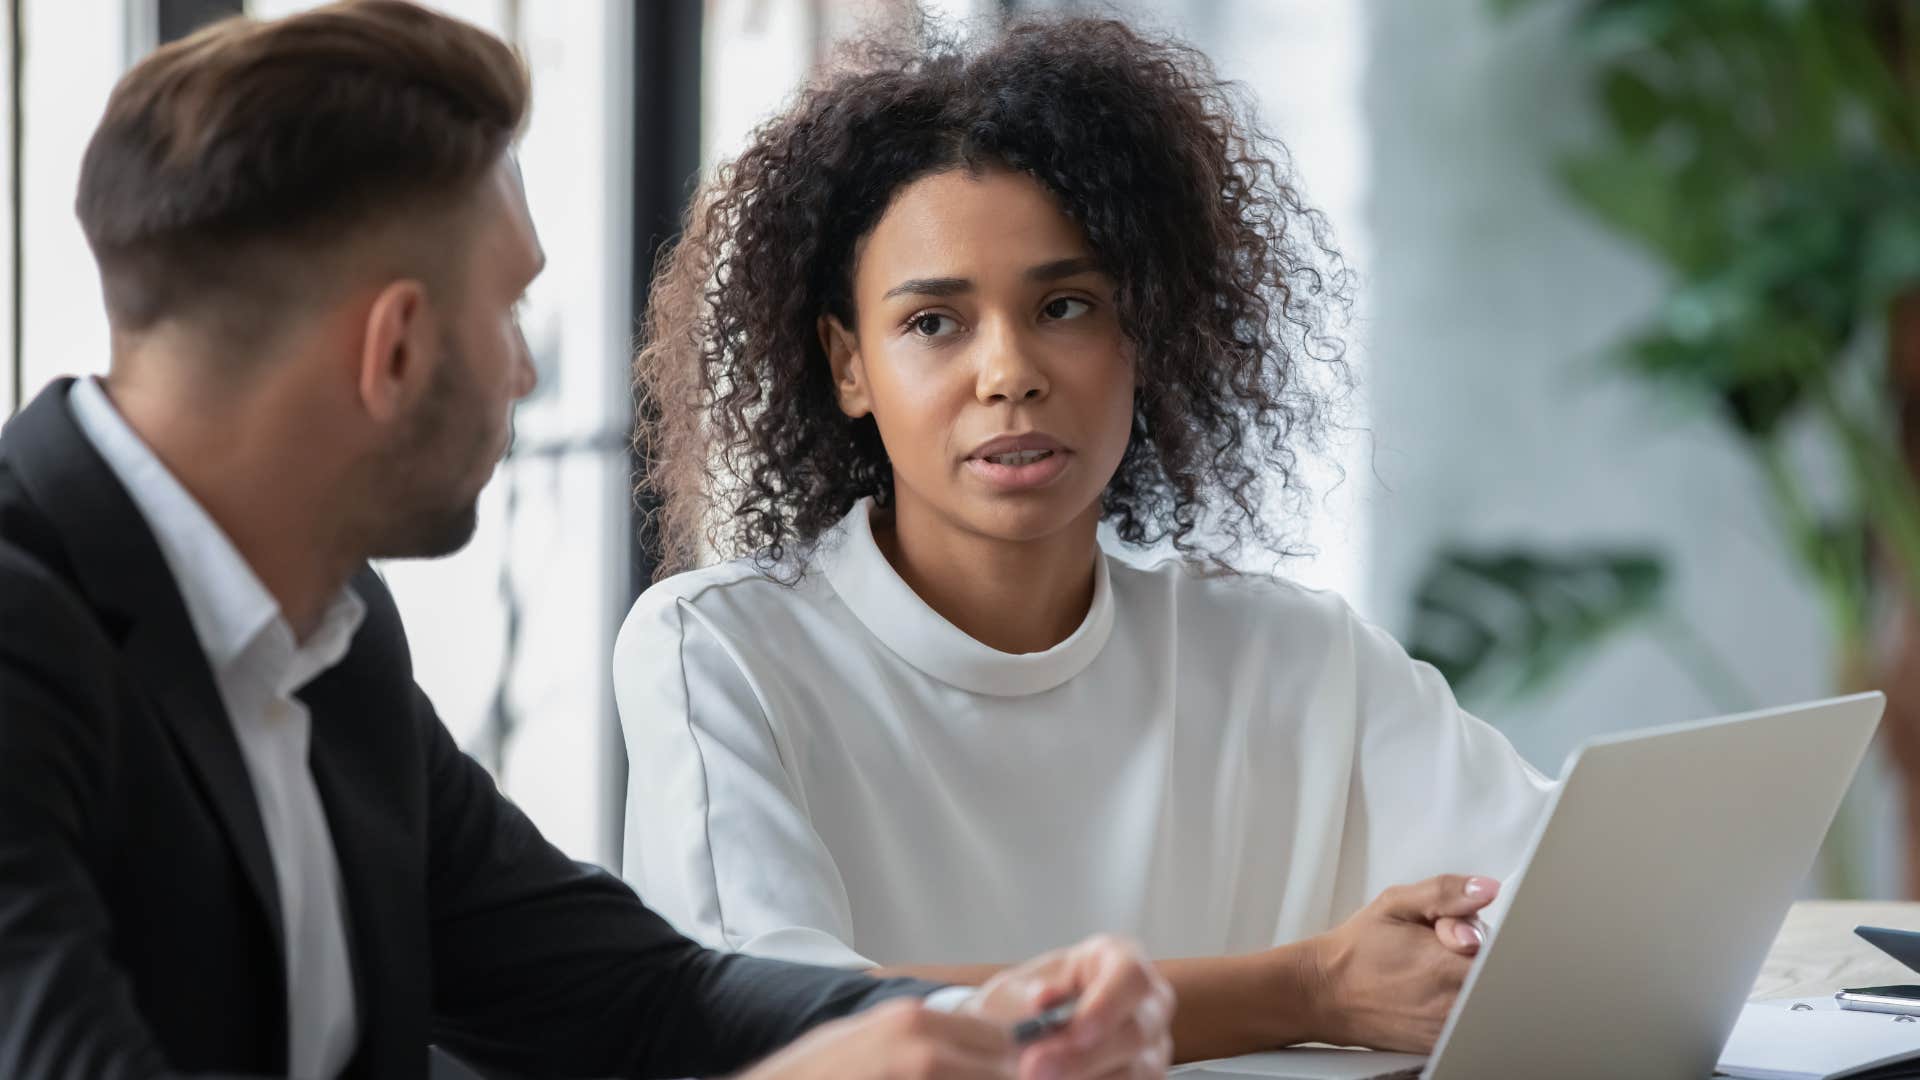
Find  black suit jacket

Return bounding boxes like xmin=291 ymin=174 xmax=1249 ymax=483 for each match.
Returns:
xmin=0 ymin=380 xmax=937 ymax=1079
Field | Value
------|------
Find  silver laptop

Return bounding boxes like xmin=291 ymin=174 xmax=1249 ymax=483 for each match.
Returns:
xmin=1175 ymin=693 xmax=1885 ymax=1080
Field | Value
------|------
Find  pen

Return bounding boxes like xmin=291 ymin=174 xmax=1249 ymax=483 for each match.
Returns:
xmin=1011 ymin=1000 xmax=1078 ymax=1046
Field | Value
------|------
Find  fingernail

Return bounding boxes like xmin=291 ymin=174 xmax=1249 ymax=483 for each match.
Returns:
xmin=1464 ymin=877 xmax=1492 ymax=898
xmin=1455 ymin=922 xmax=1484 ymax=949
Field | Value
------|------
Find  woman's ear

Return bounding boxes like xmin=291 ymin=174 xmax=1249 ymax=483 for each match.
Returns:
xmin=819 ymin=314 xmax=873 ymax=419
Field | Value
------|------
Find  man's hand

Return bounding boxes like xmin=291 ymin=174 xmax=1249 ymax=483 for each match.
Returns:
xmin=735 ymin=998 xmax=1017 ymax=1080
xmin=1300 ymin=875 xmax=1499 ymax=1053
xmin=967 ymin=934 xmax=1175 ymax=1079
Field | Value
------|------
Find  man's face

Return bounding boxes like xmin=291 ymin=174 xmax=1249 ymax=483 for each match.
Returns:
xmin=373 ymin=161 xmax=543 ymax=559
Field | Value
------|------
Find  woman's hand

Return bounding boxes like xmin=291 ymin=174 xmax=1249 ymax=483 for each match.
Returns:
xmin=1298 ymin=875 xmax=1500 ymax=1053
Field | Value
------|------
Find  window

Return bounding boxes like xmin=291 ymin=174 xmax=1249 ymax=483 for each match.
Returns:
xmin=5 ymin=0 xmax=636 ymax=866
xmin=250 ymin=0 xmax=639 ymax=866
xmin=11 ymin=0 xmax=126 ymax=411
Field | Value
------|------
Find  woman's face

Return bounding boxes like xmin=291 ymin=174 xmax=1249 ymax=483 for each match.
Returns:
xmin=823 ymin=166 xmax=1136 ymax=546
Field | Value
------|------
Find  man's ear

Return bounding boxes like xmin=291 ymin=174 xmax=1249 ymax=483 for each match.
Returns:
xmin=819 ymin=314 xmax=872 ymax=419
xmin=357 ymin=279 xmax=434 ymax=425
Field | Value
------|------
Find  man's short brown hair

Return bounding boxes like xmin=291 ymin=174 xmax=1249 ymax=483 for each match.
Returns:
xmin=76 ymin=0 xmax=530 ymax=335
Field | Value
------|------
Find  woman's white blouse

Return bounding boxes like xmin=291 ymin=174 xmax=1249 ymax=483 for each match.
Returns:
xmin=615 ymin=498 xmax=1555 ymax=969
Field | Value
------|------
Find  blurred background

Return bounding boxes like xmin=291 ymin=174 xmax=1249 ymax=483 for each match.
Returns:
xmin=3 ymin=0 xmax=1916 ymax=898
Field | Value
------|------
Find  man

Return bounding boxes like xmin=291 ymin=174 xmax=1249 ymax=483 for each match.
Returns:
xmin=0 ymin=2 xmax=1175 ymax=1077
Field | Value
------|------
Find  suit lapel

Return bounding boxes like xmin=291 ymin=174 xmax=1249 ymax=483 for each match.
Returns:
xmin=307 ymin=713 xmax=425 ymax=1075
xmin=1 ymin=379 xmax=287 ymax=957
xmin=303 ymin=570 xmax=430 ymax=1075
xmin=123 ymin=616 xmax=288 ymax=958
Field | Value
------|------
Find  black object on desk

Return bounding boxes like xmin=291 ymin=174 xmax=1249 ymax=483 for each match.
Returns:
xmin=1858 ymin=925 xmax=1920 ymax=972
xmin=1839 ymin=926 xmax=1920 ymax=1014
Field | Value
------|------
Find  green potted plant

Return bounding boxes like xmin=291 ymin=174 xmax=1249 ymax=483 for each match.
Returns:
xmin=1414 ymin=0 xmax=1920 ymax=895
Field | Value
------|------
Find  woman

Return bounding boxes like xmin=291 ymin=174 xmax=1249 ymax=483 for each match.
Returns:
xmin=618 ymin=14 xmax=1553 ymax=1062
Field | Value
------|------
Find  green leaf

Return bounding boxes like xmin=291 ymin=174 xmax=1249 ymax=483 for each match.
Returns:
xmin=1601 ymin=66 xmax=1670 ymax=143
xmin=1863 ymin=202 xmax=1920 ymax=304
xmin=1407 ymin=547 xmax=1669 ymax=708
xmin=1559 ymin=150 xmax=1709 ymax=268
xmin=1616 ymin=318 xmax=1823 ymax=439
xmin=1572 ymin=0 xmax=1690 ymax=56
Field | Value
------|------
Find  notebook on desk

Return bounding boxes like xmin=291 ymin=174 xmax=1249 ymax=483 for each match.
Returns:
xmin=1717 ymin=997 xmax=1920 ymax=1080
xmin=1178 ymin=694 xmax=1883 ymax=1080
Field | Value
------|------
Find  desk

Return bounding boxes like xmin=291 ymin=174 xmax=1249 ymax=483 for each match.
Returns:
xmin=1753 ymin=901 xmax=1920 ymax=1000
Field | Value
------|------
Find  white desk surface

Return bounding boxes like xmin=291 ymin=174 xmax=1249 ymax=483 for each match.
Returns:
xmin=1752 ymin=900 xmax=1920 ymax=1000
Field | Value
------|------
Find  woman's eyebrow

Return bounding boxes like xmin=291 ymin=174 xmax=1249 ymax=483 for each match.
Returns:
xmin=882 ymin=276 xmax=971 ymax=301
xmin=881 ymin=256 xmax=1103 ymax=301
xmin=1026 ymin=255 xmax=1102 ymax=282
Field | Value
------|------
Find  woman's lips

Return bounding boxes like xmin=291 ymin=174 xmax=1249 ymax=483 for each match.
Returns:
xmin=964 ymin=447 xmax=1072 ymax=490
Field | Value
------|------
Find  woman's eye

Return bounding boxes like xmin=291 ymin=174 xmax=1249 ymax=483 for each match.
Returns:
xmin=1042 ymin=297 xmax=1091 ymax=321
xmin=908 ymin=312 xmax=959 ymax=338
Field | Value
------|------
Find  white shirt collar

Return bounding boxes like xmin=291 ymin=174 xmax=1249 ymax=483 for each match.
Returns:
xmin=819 ymin=497 xmax=1115 ymax=697
xmin=66 ymin=377 xmax=365 ymax=683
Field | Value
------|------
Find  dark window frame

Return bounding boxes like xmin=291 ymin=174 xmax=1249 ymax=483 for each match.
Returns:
xmin=157 ymin=0 xmax=239 ymax=44
xmin=614 ymin=0 xmax=702 ymax=863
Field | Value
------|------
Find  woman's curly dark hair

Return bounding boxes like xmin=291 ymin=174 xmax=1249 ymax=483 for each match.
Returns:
xmin=636 ymin=12 xmax=1352 ymax=579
